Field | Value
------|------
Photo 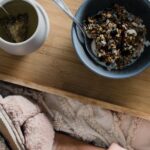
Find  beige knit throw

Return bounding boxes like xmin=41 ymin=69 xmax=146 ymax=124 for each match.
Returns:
xmin=1 ymin=81 xmax=150 ymax=150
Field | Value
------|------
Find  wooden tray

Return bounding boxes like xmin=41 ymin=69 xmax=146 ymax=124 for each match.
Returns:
xmin=0 ymin=0 xmax=150 ymax=120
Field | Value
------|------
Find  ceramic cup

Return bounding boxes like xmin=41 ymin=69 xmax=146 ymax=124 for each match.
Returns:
xmin=0 ymin=0 xmax=49 ymax=55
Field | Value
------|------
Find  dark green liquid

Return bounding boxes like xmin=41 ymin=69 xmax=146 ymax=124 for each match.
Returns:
xmin=0 ymin=0 xmax=38 ymax=43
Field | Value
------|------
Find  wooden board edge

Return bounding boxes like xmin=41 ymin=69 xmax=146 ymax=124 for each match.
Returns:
xmin=0 ymin=73 xmax=150 ymax=121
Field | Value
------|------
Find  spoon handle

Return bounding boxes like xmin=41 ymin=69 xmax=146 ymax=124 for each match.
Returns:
xmin=0 ymin=5 xmax=9 ymax=16
xmin=53 ymin=0 xmax=82 ymax=27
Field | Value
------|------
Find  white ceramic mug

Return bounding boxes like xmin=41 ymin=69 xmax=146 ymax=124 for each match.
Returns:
xmin=0 ymin=0 xmax=49 ymax=55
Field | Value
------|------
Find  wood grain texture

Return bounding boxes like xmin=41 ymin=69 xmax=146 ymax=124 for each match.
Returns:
xmin=0 ymin=0 xmax=150 ymax=120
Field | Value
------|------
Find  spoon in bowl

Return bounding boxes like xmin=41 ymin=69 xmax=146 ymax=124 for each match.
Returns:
xmin=53 ymin=0 xmax=103 ymax=65
xmin=0 ymin=4 xmax=9 ymax=16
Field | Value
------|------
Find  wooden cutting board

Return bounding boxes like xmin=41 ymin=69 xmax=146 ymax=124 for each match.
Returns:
xmin=0 ymin=0 xmax=150 ymax=120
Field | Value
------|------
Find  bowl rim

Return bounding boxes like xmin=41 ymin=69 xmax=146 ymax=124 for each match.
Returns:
xmin=71 ymin=0 xmax=150 ymax=79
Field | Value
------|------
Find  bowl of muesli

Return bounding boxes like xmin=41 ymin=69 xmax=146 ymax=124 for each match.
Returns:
xmin=72 ymin=0 xmax=150 ymax=79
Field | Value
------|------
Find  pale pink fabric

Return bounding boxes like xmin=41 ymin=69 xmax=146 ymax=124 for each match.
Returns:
xmin=120 ymin=115 xmax=150 ymax=150
xmin=0 ymin=96 xmax=41 ymax=126
xmin=108 ymin=143 xmax=126 ymax=150
xmin=1 ymin=94 xmax=150 ymax=150
xmin=0 ymin=96 xmax=55 ymax=150
xmin=44 ymin=93 xmax=150 ymax=150
xmin=24 ymin=113 xmax=54 ymax=150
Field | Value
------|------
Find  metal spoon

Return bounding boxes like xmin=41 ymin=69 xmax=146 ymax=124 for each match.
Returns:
xmin=53 ymin=0 xmax=102 ymax=65
xmin=0 ymin=5 xmax=9 ymax=16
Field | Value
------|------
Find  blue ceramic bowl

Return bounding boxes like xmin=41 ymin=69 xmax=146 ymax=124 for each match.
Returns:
xmin=72 ymin=0 xmax=150 ymax=79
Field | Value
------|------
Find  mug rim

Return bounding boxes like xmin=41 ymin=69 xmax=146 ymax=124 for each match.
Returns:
xmin=0 ymin=0 xmax=40 ymax=45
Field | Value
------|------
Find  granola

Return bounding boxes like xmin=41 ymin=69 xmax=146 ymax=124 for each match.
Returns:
xmin=84 ymin=4 xmax=147 ymax=70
